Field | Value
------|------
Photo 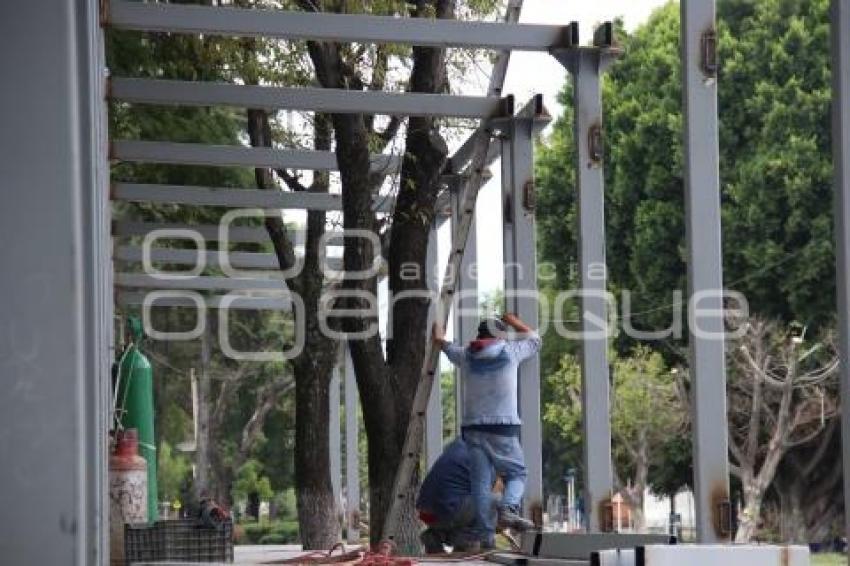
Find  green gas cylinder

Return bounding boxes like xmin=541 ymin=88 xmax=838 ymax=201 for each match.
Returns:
xmin=117 ymin=316 xmax=158 ymax=522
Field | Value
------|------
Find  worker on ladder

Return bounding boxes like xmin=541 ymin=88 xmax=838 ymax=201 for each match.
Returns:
xmin=432 ymin=313 xmax=541 ymax=548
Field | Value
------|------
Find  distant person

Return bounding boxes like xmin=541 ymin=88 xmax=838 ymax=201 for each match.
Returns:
xmin=433 ymin=313 xmax=541 ymax=547
xmin=416 ymin=438 xmax=480 ymax=553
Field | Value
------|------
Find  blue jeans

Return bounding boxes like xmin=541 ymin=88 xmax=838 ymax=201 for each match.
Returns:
xmin=463 ymin=429 xmax=527 ymax=543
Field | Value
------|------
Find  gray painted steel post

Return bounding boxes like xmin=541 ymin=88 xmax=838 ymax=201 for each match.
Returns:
xmin=0 ymin=0 xmax=110 ymax=562
xmin=344 ymin=347 xmax=361 ymax=543
xmin=330 ymin=364 xmax=342 ymax=518
xmin=196 ymin=315 xmax=212 ymax=495
xmin=451 ymin=182 xmax=479 ymax=432
xmin=681 ymin=0 xmax=731 ymax=543
xmin=501 ymin=117 xmax=544 ymax=522
xmin=559 ymin=48 xmax=615 ymax=532
xmin=831 ymin=0 xmax=850 ymax=548
xmin=425 ymin=221 xmax=444 ymax=466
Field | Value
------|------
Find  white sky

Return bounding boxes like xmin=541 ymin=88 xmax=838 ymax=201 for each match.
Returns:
xmin=449 ymin=0 xmax=673 ymax=300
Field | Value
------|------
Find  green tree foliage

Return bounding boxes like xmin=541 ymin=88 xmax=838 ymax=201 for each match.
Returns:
xmin=537 ymin=0 xmax=834 ymax=338
xmin=233 ymin=459 xmax=275 ymax=504
xmin=158 ymin=441 xmax=193 ymax=502
xmin=544 ymin=349 xmax=681 ymax=494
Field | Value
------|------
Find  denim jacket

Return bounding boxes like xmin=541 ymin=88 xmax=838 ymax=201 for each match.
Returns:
xmin=441 ymin=334 xmax=542 ymax=427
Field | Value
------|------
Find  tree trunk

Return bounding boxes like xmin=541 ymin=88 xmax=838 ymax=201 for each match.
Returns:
xmin=245 ymin=103 xmax=341 ymax=548
xmin=293 ymin=352 xmax=339 ymax=548
xmin=293 ymin=0 xmax=455 ymax=549
xmin=735 ymin=488 xmax=763 ymax=543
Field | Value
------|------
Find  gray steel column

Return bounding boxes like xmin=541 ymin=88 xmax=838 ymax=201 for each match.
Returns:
xmin=681 ymin=0 xmax=731 ymax=543
xmin=330 ymin=364 xmax=342 ymax=518
xmin=0 ymin=0 xmax=110 ymax=562
xmin=501 ymin=117 xmax=543 ymax=523
xmin=425 ymin=221 xmax=444 ymax=466
xmin=196 ymin=316 xmax=212 ymax=495
xmin=559 ymin=48 xmax=614 ymax=532
xmin=451 ymin=183 xmax=479 ymax=432
xmin=832 ymin=0 xmax=850 ymax=548
xmin=344 ymin=346 xmax=361 ymax=543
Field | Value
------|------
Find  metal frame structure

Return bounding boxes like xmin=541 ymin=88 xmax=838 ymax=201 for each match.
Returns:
xmin=555 ymin=41 xmax=620 ymax=533
xmin=0 ymin=1 xmax=111 ymax=562
xmin=8 ymin=0 xmax=850 ymax=561
xmin=679 ymin=0 xmax=731 ymax=543
xmin=501 ymin=94 xmax=550 ymax=523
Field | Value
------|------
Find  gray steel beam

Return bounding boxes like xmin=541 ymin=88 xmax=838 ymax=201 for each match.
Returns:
xmin=344 ymin=346 xmax=361 ymax=543
xmin=330 ymin=365 xmax=342 ymax=520
xmin=680 ymin=0 xmax=731 ymax=543
xmin=110 ymin=78 xmax=513 ymax=119
xmin=115 ymin=245 xmax=278 ymax=270
xmin=196 ymin=314 xmax=212 ymax=498
xmin=425 ymin=221 xmax=443 ymax=467
xmin=558 ymin=47 xmax=616 ymax=533
xmin=832 ymin=0 xmax=850 ymax=548
xmin=113 ymin=220 xmax=272 ymax=243
xmin=521 ymin=532 xmax=673 ymax=560
xmin=107 ymin=0 xmax=577 ymax=51
xmin=501 ymin=97 xmax=549 ymax=524
xmin=115 ymin=273 xmax=285 ymax=292
xmin=112 ymin=140 xmax=401 ymax=175
xmin=0 ymin=1 xmax=109 ymax=562
xmin=451 ymin=180 xmax=479 ymax=434
xmin=117 ymin=291 xmax=293 ymax=311
xmin=112 ymin=182 xmax=395 ymax=213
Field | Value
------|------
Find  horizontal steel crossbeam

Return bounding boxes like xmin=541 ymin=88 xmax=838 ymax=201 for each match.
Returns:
xmin=116 ymin=290 xmax=293 ymax=311
xmin=107 ymin=0 xmax=577 ymax=52
xmin=114 ymin=245 xmax=344 ymax=271
xmin=112 ymin=182 xmax=395 ymax=212
xmin=115 ymin=272 xmax=284 ymax=291
xmin=112 ymin=220 xmax=272 ymax=243
xmin=109 ymin=78 xmax=513 ymax=119
xmin=112 ymin=140 xmax=401 ymax=175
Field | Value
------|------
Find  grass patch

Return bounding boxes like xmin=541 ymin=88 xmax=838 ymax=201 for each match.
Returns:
xmin=811 ymin=553 xmax=846 ymax=565
xmin=233 ymin=519 xmax=299 ymax=545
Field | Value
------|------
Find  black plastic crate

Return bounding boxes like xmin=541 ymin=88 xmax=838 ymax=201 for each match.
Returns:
xmin=124 ymin=518 xmax=234 ymax=564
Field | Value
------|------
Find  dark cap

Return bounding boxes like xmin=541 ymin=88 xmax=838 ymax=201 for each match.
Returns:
xmin=477 ymin=318 xmax=507 ymax=339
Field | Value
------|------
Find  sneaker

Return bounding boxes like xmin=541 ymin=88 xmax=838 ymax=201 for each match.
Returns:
xmin=420 ymin=529 xmax=445 ymax=554
xmin=497 ymin=506 xmax=535 ymax=532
